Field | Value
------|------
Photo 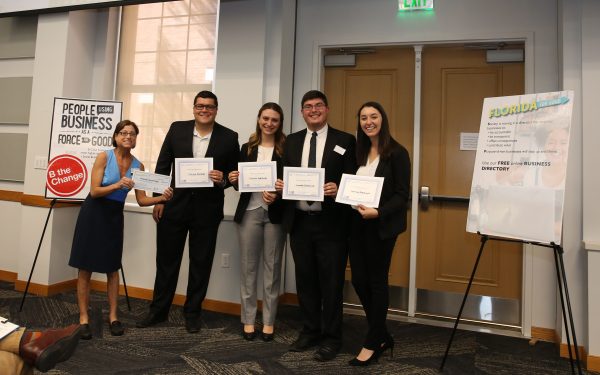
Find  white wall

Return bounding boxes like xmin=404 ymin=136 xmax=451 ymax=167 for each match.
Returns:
xmin=580 ymin=0 xmax=600 ymax=359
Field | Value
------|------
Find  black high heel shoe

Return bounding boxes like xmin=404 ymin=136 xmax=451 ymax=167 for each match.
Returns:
xmin=379 ymin=336 xmax=395 ymax=358
xmin=348 ymin=349 xmax=380 ymax=366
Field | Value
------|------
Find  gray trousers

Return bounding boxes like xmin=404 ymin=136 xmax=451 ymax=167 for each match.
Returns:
xmin=237 ymin=207 xmax=286 ymax=326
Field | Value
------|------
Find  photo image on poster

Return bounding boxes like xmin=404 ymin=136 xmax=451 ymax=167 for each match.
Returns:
xmin=466 ymin=91 xmax=573 ymax=245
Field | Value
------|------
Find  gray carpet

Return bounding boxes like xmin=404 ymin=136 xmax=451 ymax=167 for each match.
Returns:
xmin=1 ymin=281 xmax=589 ymax=374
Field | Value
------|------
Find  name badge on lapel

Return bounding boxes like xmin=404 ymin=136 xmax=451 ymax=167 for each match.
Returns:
xmin=334 ymin=145 xmax=346 ymax=155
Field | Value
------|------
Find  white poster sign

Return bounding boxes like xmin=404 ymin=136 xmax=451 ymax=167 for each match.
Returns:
xmin=466 ymin=91 xmax=573 ymax=245
xmin=46 ymin=97 xmax=122 ymax=200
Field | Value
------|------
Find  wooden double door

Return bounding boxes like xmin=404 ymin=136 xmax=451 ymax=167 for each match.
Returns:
xmin=324 ymin=45 xmax=524 ymax=324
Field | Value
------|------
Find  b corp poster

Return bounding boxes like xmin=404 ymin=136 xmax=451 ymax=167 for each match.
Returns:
xmin=46 ymin=98 xmax=122 ymax=200
xmin=466 ymin=91 xmax=573 ymax=245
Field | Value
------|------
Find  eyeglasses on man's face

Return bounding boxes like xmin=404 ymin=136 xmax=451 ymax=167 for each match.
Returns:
xmin=194 ymin=104 xmax=218 ymax=111
xmin=118 ymin=131 xmax=137 ymax=137
xmin=302 ymin=102 xmax=326 ymax=111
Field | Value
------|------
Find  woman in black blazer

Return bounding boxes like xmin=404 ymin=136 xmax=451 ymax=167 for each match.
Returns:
xmin=348 ymin=102 xmax=411 ymax=366
xmin=228 ymin=103 xmax=286 ymax=342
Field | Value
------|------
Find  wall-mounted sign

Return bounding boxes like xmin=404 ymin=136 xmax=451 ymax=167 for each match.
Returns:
xmin=398 ymin=0 xmax=434 ymax=11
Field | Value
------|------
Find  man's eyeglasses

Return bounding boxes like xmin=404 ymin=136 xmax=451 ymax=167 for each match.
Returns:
xmin=302 ymin=103 xmax=326 ymax=111
xmin=118 ymin=131 xmax=137 ymax=137
xmin=194 ymin=104 xmax=218 ymax=111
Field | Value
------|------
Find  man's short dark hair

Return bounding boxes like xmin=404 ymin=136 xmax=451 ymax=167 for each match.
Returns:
xmin=194 ymin=90 xmax=218 ymax=107
xmin=301 ymin=90 xmax=328 ymax=107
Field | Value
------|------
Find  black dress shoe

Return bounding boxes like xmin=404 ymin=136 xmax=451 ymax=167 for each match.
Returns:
xmin=289 ymin=335 xmax=319 ymax=352
xmin=313 ymin=345 xmax=338 ymax=361
xmin=79 ymin=324 xmax=92 ymax=340
xmin=261 ymin=332 xmax=274 ymax=342
xmin=185 ymin=318 xmax=200 ymax=334
xmin=242 ymin=330 xmax=256 ymax=341
xmin=109 ymin=320 xmax=124 ymax=336
xmin=136 ymin=313 xmax=166 ymax=328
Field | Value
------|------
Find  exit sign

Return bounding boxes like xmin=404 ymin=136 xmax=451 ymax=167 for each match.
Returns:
xmin=399 ymin=0 xmax=434 ymax=11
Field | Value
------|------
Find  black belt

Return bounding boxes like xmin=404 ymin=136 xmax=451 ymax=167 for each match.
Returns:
xmin=296 ymin=209 xmax=322 ymax=216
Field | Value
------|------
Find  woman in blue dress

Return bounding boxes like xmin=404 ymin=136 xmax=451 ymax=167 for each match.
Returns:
xmin=69 ymin=120 xmax=172 ymax=339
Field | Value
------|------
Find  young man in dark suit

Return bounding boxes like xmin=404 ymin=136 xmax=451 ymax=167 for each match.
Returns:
xmin=136 ymin=90 xmax=239 ymax=333
xmin=276 ymin=90 xmax=357 ymax=361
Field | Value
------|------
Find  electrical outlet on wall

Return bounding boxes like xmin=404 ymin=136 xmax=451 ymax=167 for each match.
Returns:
xmin=34 ymin=156 xmax=48 ymax=170
xmin=221 ymin=253 xmax=230 ymax=268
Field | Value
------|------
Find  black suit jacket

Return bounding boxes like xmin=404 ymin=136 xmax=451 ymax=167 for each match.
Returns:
xmin=371 ymin=140 xmax=411 ymax=239
xmin=233 ymin=143 xmax=284 ymax=224
xmin=281 ymin=126 xmax=357 ymax=238
xmin=155 ymin=120 xmax=239 ymax=224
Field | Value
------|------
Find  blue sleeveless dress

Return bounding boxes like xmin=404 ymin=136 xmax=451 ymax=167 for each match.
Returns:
xmin=69 ymin=150 xmax=141 ymax=273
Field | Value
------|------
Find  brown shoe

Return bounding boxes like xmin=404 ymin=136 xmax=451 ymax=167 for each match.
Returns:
xmin=20 ymin=324 xmax=81 ymax=372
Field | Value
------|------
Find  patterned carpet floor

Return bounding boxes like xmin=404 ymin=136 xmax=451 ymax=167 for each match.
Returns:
xmin=0 ymin=281 xmax=591 ymax=374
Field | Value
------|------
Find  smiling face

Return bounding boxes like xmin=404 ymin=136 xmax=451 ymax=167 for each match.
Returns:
xmin=359 ymin=106 xmax=382 ymax=140
xmin=545 ymin=128 xmax=569 ymax=164
xmin=301 ymin=98 xmax=329 ymax=131
xmin=193 ymin=97 xmax=218 ymax=128
xmin=258 ymin=109 xmax=281 ymax=137
xmin=115 ymin=125 xmax=138 ymax=149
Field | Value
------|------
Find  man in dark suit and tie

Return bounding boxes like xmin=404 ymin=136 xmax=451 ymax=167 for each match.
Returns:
xmin=136 ymin=90 xmax=239 ymax=333
xmin=276 ymin=90 xmax=357 ymax=361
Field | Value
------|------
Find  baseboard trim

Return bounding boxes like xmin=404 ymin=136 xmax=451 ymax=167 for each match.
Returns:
xmin=14 ymin=279 xmax=77 ymax=296
xmin=588 ymin=355 xmax=600 ymax=372
xmin=530 ymin=326 xmax=556 ymax=342
xmin=559 ymin=342 xmax=587 ymax=367
xmin=279 ymin=293 xmax=299 ymax=306
xmin=87 ymin=280 xmax=298 ymax=316
xmin=532 ymin=326 xmax=589 ymax=369
xmin=0 ymin=270 xmax=18 ymax=282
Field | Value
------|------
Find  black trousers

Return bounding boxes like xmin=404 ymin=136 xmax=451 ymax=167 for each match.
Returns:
xmin=349 ymin=214 xmax=396 ymax=350
xmin=150 ymin=211 xmax=220 ymax=320
xmin=289 ymin=211 xmax=348 ymax=349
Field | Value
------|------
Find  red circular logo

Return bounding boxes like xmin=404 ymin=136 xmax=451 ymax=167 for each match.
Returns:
xmin=46 ymin=154 xmax=88 ymax=197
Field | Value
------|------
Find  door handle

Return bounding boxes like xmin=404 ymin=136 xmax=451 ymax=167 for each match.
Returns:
xmin=419 ymin=186 xmax=470 ymax=210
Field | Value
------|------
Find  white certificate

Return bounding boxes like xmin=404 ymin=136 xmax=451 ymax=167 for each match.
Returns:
xmin=175 ymin=158 xmax=213 ymax=188
xmin=132 ymin=169 xmax=171 ymax=194
xmin=238 ymin=161 xmax=277 ymax=192
xmin=282 ymin=167 xmax=325 ymax=202
xmin=336 ymin=174 xmax=384 ymax=208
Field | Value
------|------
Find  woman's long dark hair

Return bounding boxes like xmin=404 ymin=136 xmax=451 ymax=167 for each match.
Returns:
xmin=247 ymin=102 xmax=286 ymax=157
xmin=355 ymin=101 xmax=394 ymax=166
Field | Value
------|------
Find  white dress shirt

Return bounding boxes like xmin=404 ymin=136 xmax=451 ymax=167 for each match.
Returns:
xmin=247 ymin=145 xmax=274 ymax=211
xmin=192 ymin=127 xmax=211 ymax=158
xmin=297 ymin=124 xmax=328 ymax=212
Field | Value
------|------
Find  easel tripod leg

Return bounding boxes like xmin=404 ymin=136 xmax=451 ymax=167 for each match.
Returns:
xmin=120 ymin=266 xmax=131 ymax=311
xmin=440 ymin=235 xmax=488 ymax=371
xmin=19 ymin=199 xmax=57 ymax=312
xmin=554 ymin=245 xmax=583 ymax=375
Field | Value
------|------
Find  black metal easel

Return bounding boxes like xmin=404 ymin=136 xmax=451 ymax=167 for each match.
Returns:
xmin=439 ymin=233 xmax=582 ymax=375
xmin=19 ymin=199 xmax=131 ymax=312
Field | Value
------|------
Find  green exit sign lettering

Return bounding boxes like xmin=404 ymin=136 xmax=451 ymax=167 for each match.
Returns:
xmin=399 ymin=0 xmax=434 ymax=11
